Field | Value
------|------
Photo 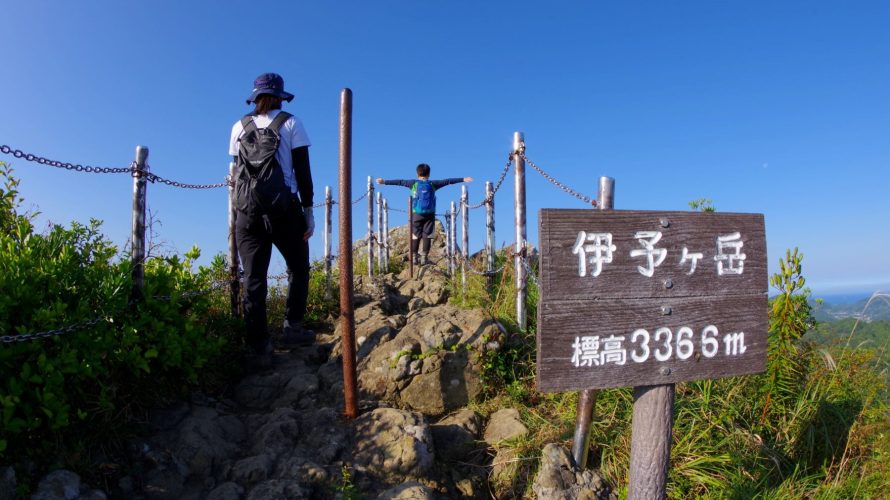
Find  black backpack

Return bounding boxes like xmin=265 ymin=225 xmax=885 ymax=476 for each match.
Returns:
xmin=234 ymin=112 xmax=293 ymax=217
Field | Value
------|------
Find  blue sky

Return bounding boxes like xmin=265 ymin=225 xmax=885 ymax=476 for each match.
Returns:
xmin=1 ymin=1 xmax=888 ymax=294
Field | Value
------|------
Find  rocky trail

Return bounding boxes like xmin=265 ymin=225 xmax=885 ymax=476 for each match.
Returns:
xmin=18 ymin=228 xmax=615 ymax=500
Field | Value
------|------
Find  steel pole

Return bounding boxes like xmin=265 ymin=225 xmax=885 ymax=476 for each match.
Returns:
xmin=323 ymin=185 xmax=333 ymax=299
xmin=449 ymin=201 xmax=457 ymax=277
xmin=338 ymin=89 xmax=358 ymax=419
xmin=485 ymin=181 xmax=495 ymax=279
xmin=513 ymin=132 xmax=527 ymax=331
xmin=228 ymin=161 xmax=241 ymax=317
xmin=367 ymin=176 xmax=374 ymax=277
xmin=383 ymin=198 xmax=389 ymax=272
xmin=461 ymin=185 xmax=468 ymax=295
xmin=376 ymin=191 xmax=383 ymax=273
xmin=131 ymin=145 xmax=149 ymax=303
xmin=571 ymin=176 xmax=614 ymax=469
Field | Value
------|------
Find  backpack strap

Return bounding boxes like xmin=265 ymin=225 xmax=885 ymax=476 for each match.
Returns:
xmin=241 ymin=115 xmax=257 ymax=135
xmin=269 ymin=111 xmax=293 ymax=132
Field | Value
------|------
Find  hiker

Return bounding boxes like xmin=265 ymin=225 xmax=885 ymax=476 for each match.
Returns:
xmin=230 ymin=72 xmax=316 ymax=368
xmin=376 ymin=164 xmax=472 ymax=265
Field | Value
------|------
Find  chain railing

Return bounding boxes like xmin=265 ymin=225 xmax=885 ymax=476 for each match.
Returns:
xmin=519 ymin=150 xmax=597 ymax=207
xmin=141 ymin=168 xmax=229 ymax=190
xmin=1 ymin=145 xmax=133 ymax=174
xmin=469 ymin=152 xmax=514 ymax=209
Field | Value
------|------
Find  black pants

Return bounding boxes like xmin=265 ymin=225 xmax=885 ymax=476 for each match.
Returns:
xmin=411 ymin=213 xmax=435 ymax=255
xmin=236 ymin=201 xmax=309 ymax=352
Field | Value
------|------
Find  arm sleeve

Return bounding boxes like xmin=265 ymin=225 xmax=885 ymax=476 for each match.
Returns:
xmin=291 ymin=146 xmax=314 ymax=207
xmin=381 ymin=179 xmax=416 ymax=188
xmin=430 ymin=178 xmax=465 ymax=189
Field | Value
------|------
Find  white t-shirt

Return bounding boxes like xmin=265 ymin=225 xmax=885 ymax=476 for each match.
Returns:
xmin=229 ymin=109 xmax=311 ymax=194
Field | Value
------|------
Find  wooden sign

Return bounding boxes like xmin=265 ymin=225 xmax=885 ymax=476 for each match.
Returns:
xmin=537 ymin=210 xmax=768 ymax=392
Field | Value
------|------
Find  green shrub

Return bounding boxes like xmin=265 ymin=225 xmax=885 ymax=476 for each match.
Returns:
xmin=0 ymin=163 xmax=236 ymax=475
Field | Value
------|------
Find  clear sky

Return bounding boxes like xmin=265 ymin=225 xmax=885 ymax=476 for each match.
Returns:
xmin=2 ymin=1 xmax=888 ymax=294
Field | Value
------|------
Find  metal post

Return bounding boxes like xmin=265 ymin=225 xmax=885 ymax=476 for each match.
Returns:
xmin=227 ymin=161 xmax=241 ymax=317
xmin=449 ymin=201 xmax=457 ymax=277
xmin=383 ymin=198 xmax=389 ymax=272
xmin=485 ymin=181 xmax=495 ymax=280
xmin=461 ymin=186 xmax=469 ymax=294
xmin=131 ymin=146 xmax=149 ymax=302
xmin=367 ymin=176 xmax=375 ymax=277
xmin=323 ymin=185 xmax=333 ymax=299
xmin=444 ymin=210 xmax=451 ymax=274
xmin=339 ymin=89 xmax=358 ymax=419
xmin=376 ymin=191 xmax=383 ymax=273
xmin=513 ymin=132 xmax=527 ymax=331
xmin=408 ymin=196 xmax=414 ymax=278
xmin=572 ymin=176 xmax=614 ymax=469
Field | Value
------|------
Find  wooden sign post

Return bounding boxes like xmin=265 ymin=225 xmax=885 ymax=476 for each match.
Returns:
xmin=537 ymin=209 xmax=767 ymax=496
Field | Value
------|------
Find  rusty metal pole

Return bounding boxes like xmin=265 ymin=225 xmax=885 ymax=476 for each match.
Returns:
xmin=461 ymin=185 xmax=468 ymax=295
xmin=131 ymin=145 xmax=149 ymax=302
xmin=367 ymin=176 xmax=374 ymax=277
xmin=485 ymin=181 xmax=495 ymax=282
xmin=382 ymin=198 xmax=389 ymax=273
xmin=408 ymin=196 xmax=414 ymax=278
xmin=571 ymin=176 xmax=614 ymax=468
xmin=227 ymin=161 xmax=241 ymax=317
xmin=376 ymin=191 xmax=383 ymax=273
xmin=323 ymin=185 xmax=333 ymax=299
xmin=338 ymin=89 xmax=358 ymax=419
xmin=513 ymin=132 xmax=527 ymax=331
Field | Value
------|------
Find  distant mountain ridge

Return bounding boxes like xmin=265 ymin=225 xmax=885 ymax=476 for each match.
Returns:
xmin=811 ymin=292 xmax=890 ymax=322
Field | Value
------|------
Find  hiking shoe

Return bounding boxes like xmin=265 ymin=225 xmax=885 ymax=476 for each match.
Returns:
xmin=421 ymin=253 xmax=430 ymax=265
xmin=280 ymin=322 xmax=316 ymax=348
xmin=412 ymin=253 xmax=421 ymax=265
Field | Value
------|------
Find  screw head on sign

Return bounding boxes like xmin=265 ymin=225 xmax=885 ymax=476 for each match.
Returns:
xmin=660 ymin=306 xmax=672 ymax=315
xmin=659 ymin=366 xmax=671 ymax=376
xmin=663 ymin=279 xmax=673 ymax=289
xmin=660 ymin=218 xmax=670 ymax=228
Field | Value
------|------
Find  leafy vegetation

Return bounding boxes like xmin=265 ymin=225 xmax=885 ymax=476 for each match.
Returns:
xmin=0 ymin=163 xmax=241 ymax=490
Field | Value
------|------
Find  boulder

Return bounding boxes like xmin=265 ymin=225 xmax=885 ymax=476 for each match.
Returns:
xmin=532 ymin=444 xmax=616 ymax=500
xmin=353 ymin=408 xmax=435 ymax=480
xmin=431 ymin=410 xmax=483 ymax=462
xmin=483 ymin=408 xmax=528 ymax=445
xmin=375 ymin=481 xmax=437 ymax=500
xmin=31 ymin=470 xmax=80 ymax=500
xmin=0 ymin=467 xmax=15 ymax=500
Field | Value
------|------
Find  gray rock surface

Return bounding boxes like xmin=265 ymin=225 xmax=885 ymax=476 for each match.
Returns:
xmin=0 ymin=467 xmax=15 ymax=500
xmin=431 ymin=410 xmax=483 ymax=462
xmin=483 ymin=408 xmax=529 ymax=445
xmin=353 ymin=408 xmax=435 ymax=479
xmin=532 ymin=444 xmax=616 ymax=500
xmin=31 ymin=470 xmax=81 ymax=500
xmin=375 ymin=481 xmax=438 ymax=499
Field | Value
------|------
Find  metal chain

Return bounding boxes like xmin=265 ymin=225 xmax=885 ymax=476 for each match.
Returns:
xmin=0 ymin=145 xmax=132 ymax=174
xmin=519 ymin=151 xmax=597 ymax=207
xmin=140 ymin=168 xmax=229 ymax=190
xmin=1 ymin=316 xmax=109 ymax=344
xmin=468 ymin=152 xmax=514 ymax=209
xmin=352 ymin=190 xmax=369 ymax=205
xmin=2 ymin=276 xmax=233 ymax=344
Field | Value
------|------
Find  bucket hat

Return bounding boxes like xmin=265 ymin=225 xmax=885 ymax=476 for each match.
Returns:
xmin=246 ymin=73 xmax=295 ymax=104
